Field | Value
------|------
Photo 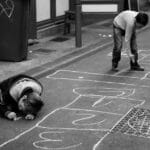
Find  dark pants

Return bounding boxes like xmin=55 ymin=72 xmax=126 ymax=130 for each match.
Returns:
xmin=112 ymin=25 xmax=138 ymax=66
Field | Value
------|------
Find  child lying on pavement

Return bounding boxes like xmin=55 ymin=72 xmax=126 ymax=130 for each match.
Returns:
xmin=0 ymin=74 xmax=44 ymax=121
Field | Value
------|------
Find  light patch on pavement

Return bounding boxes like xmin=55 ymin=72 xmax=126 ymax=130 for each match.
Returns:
xmin=99 ymin=33 xmax=112 ymax=38
xmin=78 ymin=76 xmax=84 ymax=79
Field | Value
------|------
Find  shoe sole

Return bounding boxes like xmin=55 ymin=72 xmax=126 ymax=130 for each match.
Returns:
xmin=130 ymin=68 xmax=144 ymax=71
xmin=111 ymin=68 xmax=119 ymax=72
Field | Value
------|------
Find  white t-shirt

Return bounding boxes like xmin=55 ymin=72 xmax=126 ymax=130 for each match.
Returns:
xmin=113 ymin=10 xmax=139 ymax=42
xmin=9 ymin=78 xmax=42 ymax=101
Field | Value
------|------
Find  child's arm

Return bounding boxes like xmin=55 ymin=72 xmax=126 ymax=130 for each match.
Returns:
xmin=124 ymin=23 xmax=135 ymax=62
xmin=0 ymin=104 xmax=13 ymax=118
xmin=0 ymin=104 xmax=20 ymax=121
xmin=124 ymin=41 xmax=134 ymax=61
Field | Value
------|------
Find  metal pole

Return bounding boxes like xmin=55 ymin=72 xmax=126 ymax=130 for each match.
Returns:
xmin=75 ymin=0 xmax=82 ymax=47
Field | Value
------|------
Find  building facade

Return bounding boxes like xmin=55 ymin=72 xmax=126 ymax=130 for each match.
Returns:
xmin=29 ymin=0 xmax=141 ymax=39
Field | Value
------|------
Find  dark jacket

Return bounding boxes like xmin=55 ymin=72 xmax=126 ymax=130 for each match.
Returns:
xmin=0 ymin=74 xmax=43 ymax=117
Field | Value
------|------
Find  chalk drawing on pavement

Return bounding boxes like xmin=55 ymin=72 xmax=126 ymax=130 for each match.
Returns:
xmin=33 ymin=70 xmax=144 ymax=150
xmin=33 ymin=131 xmax=82 ymax=150
xmin=0 ymin=69 xmax=148 ymax=150
xmin=47 ymin=69 xmax=150 ymax=88
xmin=0 ymin=0 xmax=14 ymax=18
xmin=111 ymin=107 xmax=150 ymax=139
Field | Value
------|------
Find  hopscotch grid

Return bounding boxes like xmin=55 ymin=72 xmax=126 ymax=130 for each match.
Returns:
xmin=75 ymin=90 xmax=126 ymax=98
xmin=72 ymin=114 xmax=106 ymax=126
xmin=46 ymin=70 xmax=146 ymax=149
xmin=33 ymin=143 xmax=82 ymax=150
xmin=0 ymin=95 xmax=115 ymax=147
xmin=48 ymin=76 xmax=139 ymax=87
xmin=1 ymin=86 xmax=132 ymax=149
xmin=64 ymin=87 xmax=144 ymax=112
xmin=33 ymin=133 xmax=82 ymax=150
xmin=37 ymin=125 xmax=110 ymax=132
xmin=47 ymin=69 xmax=143 ymax=79
xmin=72 ymin=86 xmax=144 ymax=105
xmin=102 ymin=100 xmax=113 ymax=106
xmin=33 ymin=131 xmax=82 ymax=150
xmin=92 ymin=96 xmax=106 ymax=107
xmin=73 ymin=87 xmax=136 ymax=98
xmin=0 ymin=108 xmax=62 ymax=148
xmin=141 ymin=72 xmax=150 ymax=80
xmin=46 ymin=70 xmax=150 ymax=88
xmin=0 ymin=125 xmax=37 ymax=148
xmin=63 ymin=107 xmax=124 ymax=116
xmin=39 ymin=50 xmax=150 ymax=149
xmin=0 ymin=69 xmax=147 ymax=149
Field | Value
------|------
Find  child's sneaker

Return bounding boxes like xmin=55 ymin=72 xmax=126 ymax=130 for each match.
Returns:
xmin=112 ymin=63 xmax=118 ymax=71
xmin=130 ymin=65 xmax=144 ymax=71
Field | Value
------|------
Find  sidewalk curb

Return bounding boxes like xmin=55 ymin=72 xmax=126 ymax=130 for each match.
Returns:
xmin=26 ymin=40 xmax=113 ymax=79
xmin=26 ymin=25 xmax=150 ymax=79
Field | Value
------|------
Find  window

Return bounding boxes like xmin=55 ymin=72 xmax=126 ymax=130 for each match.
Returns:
xmin=36 ymin=0 xmax=69 ymax=23
xmin=36 ymin=0 xmax=51 ymax=22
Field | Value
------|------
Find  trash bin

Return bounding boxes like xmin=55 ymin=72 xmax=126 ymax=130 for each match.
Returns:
xmin=0 ymin=0 xmax=29 ymax=61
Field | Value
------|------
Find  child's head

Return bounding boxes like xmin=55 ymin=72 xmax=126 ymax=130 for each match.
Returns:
xmin=136 ymin=12 xmax=149 ymax=27
xmin=18 ymin=92 xmax=44 ymax=118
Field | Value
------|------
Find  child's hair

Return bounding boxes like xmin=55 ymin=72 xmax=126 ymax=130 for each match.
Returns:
xmin=136 ymin=12 xmax=149 ymax=26
xmin=23 ymin=92 xmax=44 ymax=116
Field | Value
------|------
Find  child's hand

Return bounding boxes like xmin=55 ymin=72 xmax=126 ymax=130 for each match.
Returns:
xmin=5 ymin=111 xmax=17 ymax=120
xmin=130 ymin=54 xmax=135 ymax=62
xmin=25 ymin=114 xmax=35 ymax=120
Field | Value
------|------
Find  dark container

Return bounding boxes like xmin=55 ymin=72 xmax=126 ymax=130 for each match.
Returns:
xmin=0 ymin=0 xmax=29 ymax=61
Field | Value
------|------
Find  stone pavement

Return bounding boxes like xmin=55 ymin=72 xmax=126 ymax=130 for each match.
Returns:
xmin=0 ymin=18 xmax=149 ymax=81
xmin=0 ymin=19 xmax=113 ymax=81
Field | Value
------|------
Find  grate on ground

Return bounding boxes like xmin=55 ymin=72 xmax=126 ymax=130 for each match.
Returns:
xmin=111 ymin=107 xmax=150 ymax=138
xmin=50 ymin=37 xmax=69 ymax=42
